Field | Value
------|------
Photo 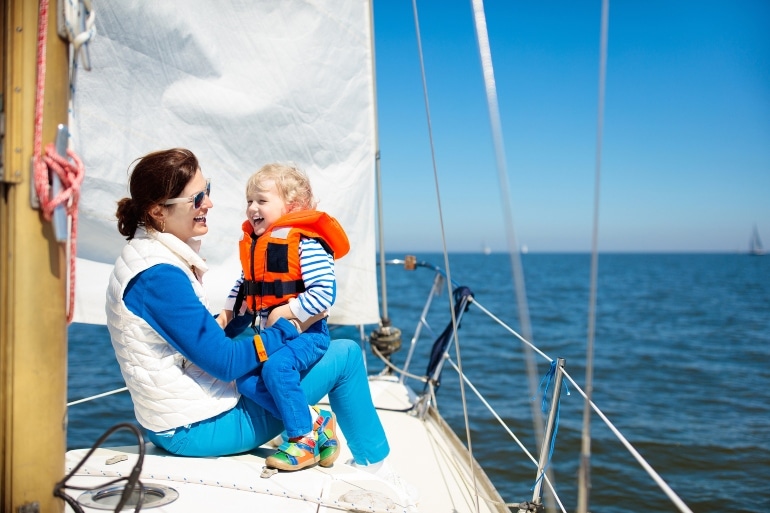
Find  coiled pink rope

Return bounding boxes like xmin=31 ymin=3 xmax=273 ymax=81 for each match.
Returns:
xmin=32 ymin=0 xmax=85 ymax=324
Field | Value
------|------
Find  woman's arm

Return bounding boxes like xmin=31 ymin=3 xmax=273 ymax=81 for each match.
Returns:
xmin=123 ymin=264 xmax=296 ymax=381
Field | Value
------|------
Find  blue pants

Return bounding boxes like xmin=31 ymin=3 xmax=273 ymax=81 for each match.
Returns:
xmin=148 ymin=338 xmax=390 ymax=465
xmin=236 ymin=320 xmax=329 ymax=437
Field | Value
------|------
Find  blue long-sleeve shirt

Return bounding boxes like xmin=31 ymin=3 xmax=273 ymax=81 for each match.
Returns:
xmin=123 ymin=264 xmax=273 ymax=382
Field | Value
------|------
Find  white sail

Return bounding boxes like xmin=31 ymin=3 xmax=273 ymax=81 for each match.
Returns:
xmin=71 ymin=0 xmax=380 ymax=326
xmin=750 ymin=225 xmax=765 ymax=255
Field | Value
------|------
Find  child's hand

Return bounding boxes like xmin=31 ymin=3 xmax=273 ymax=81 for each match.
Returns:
xmin=216 ymin=309 xmax=233 ymax=329
xmin=266 ymin=304 xmax=293 ymax=328
xmin=266 ymin=305 xmax=328 ymax=333
xmin=297 ymin=311 xmax=329 ymax=332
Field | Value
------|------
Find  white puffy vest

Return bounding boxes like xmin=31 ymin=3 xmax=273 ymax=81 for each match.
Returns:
xmin=106 ymin=228 xmax=238 ymax=432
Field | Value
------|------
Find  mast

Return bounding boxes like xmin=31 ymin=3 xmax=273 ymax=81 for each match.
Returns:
xmin=1 ymin=0 xmax=70 ymax=511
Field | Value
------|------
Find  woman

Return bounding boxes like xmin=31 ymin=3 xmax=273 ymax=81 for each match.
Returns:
xmin=105 ymin=148 xmax=402 ymax=481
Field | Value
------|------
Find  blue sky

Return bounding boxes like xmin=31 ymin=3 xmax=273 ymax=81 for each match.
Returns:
xmin=372 ymin=1 xmax=769 ymax=253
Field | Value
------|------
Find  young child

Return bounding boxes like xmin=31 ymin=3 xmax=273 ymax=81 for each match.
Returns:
xmin=219 ymin=163 xmax=349 ymax=472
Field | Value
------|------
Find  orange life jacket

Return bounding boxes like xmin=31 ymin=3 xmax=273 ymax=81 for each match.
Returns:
xmin=235 ymin=210 xmax=349 ymax=314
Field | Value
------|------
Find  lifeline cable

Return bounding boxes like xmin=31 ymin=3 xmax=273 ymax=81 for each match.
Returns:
xmin=409 ymin=1 xmax=479 ymax=510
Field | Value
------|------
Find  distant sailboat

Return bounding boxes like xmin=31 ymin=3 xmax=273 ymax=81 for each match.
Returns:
xmin=749 ymin=225 xmax=765 ymax=256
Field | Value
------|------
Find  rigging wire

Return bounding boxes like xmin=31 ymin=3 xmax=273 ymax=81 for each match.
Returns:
xmin=578 ymin=1 xmax=609 ymax=511
xmin=471 ymin=299 xmax=552 ymax=362
xmin=562 ymin=370 xmax=695 ymax=513
xmin=468 ymin=1 xmax=554 ymax=509
xmin=409 ymin=1 xmax=479 ymax=511
xmin=444 ymin=358 xmax=568 ymax=513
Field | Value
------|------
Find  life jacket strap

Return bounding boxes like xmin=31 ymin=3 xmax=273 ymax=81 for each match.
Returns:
xmin=243 ymin=279 xmax=306 ymax=299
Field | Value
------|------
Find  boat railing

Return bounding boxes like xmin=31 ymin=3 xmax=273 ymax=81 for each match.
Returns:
xmin=370 ymin=257 xmax=694 ymax=513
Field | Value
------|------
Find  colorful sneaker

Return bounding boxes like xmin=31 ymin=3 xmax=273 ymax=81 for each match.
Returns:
xmin=314 ymin=407 xmax=340 ymax=467
xmin=265 ymin=434 xmax=319 ymax=471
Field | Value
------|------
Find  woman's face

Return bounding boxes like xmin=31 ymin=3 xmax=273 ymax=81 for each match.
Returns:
xmin=161 ymin=168 xmax=213 ymax=241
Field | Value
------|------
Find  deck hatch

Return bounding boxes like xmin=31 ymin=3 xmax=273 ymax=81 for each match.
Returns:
xmin=77 ymin=484 xmax=179 ymax=510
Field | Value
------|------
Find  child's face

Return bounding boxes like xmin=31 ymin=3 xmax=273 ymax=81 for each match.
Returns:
xmin=246 ymin=180 xmax=287 ymax=236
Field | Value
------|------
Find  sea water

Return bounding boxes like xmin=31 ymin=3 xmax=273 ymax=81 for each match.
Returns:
xmin=67 ymin=253 xmax=770 ymax=512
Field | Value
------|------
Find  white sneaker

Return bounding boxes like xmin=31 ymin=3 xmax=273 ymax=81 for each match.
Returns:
xmin=349 ymin=459 xmax=420 ymax=508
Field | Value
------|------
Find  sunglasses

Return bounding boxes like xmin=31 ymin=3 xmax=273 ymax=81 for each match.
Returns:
xmin=164 ymin=180 xmax=211 ymax=209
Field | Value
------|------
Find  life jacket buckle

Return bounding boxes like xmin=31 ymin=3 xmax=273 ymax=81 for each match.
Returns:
xmin=273 ymin=279 xmax=284 ymax=298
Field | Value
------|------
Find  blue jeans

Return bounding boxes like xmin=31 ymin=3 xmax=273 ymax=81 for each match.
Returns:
xmin=148 ymin=338 xmax=389 ymax=465
xmin=236 ymin=319 xmax=329 ymax=437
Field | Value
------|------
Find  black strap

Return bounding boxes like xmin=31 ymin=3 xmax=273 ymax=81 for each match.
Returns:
xmin=232 ymin=280 xmax=246 ymax=320
xmin=232 ymin=234 xmax=258 ymax=322
xmin=243 ymin=279 xmax=306 ymax=298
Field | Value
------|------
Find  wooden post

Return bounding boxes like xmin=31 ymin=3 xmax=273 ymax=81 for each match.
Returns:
xmin=1 ymin=0 xmax=70 ymax=511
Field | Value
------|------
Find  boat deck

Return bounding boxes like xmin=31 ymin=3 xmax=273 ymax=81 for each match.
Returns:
xmin=63 ymin=376 xmax=509 ymax=512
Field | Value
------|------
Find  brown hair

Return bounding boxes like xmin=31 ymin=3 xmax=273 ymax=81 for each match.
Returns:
xmin=115 ymin=148 xmax=200 ymax=239
xmin=246 ymin=163 xmax=317 ymax=212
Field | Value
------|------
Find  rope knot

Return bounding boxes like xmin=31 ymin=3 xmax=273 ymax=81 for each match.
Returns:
xmin=35 ymin=143 xmax=85 ymax=221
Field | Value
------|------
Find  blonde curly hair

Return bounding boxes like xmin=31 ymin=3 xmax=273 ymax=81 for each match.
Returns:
xmin=246 ymin=163 xmax=317 ymax=212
